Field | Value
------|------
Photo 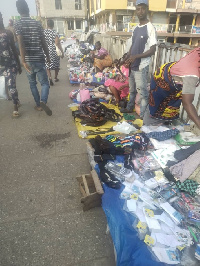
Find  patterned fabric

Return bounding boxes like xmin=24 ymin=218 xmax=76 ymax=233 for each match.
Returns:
xmin=146 ymin=128 xmax=179 ymax=141
xmin=14 ymin=17 xmax=45 ymax=63
xmin=176 ymin=180 xmax=200 ymax=197
xmin=44 ymin=29 xmax=60 ymax=70
xmin=0 ymin=32 xmax=19 ymax=105
xmin=149 ymin=62 xmax=182 ymax=121
xmin=0 ymin=32 xmax=16 ymax=68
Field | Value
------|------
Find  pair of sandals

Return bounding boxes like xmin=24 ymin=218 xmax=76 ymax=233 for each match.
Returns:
xmin=13 ymin=101 xmax=21 ymax=117
xmin=49 ymin=78 xmax=59 ymax=86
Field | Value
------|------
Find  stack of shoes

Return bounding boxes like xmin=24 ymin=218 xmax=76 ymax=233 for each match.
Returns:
xmin=99 ymin=169 xmax=121 ymax=189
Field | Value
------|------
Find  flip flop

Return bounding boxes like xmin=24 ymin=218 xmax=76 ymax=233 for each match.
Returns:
xmin=13 ymin=111 xmax=19 ymax=117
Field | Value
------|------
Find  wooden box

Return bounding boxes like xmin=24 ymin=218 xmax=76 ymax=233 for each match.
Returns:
xmin=77 ymin=170 xmax=104 ymax=211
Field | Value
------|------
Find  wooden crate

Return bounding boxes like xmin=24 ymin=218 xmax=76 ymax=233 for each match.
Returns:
xmin=77 ymin=170 xmax=104 ymax=211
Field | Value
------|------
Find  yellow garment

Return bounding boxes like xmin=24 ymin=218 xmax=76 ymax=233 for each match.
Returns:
xmin=94 ymin=55 xmax=112 ymax=71
xmin=70 ymin=103 xmax=143 ymax=139
xmin=188 ymin=165 xmax=200 ymax=184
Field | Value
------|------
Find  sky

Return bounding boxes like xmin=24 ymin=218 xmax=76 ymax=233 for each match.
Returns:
xmin=1 ymin=0 xmax=37 ymax=26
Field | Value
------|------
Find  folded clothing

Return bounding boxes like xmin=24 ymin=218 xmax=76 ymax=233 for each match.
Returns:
xmin=168 ymin=142 xmax=200 ymax=166
xmin=146 ymin=128 xmax=179 ymax=141
xmin=176 ymin=180 xmax=200 ymax=197
xmin=169 ymin=150 xmax=200 ymax=182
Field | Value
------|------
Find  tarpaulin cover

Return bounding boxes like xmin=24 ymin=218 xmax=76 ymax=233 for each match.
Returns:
xmin=101 ymin=184 xmax=167 ymax=266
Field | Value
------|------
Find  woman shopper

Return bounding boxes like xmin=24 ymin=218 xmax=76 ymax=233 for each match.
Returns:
xmin=0 ymin=12 xmax=22 ymax=117
xmin=44 ymin=19 xmax=64 ymax=86
xmin=92 ymin=41 xmax=112 ymax=72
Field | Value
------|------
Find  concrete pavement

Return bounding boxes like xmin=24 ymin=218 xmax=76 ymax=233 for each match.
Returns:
xmin=0 ymin=59 xmax=115 ymax=266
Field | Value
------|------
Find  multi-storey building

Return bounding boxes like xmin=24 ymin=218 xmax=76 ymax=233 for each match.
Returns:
xmin=36 ymin=0 xmax=87 ymax=36
xmin=88 ymin=0 xmax=200 ymax=45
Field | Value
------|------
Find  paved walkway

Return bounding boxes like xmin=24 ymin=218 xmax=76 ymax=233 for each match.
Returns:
xmin=0 ymin=59 xmax=115 ymax=266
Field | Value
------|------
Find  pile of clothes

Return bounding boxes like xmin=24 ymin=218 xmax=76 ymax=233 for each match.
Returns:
xmin=87 ymin=125 xmax=200 ymax=264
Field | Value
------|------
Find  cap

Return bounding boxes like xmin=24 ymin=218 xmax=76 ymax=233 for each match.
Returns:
xmin=136 ymin=0 xmax=149 ymax=6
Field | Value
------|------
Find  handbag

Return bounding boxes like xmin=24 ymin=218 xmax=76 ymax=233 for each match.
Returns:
xmin=56 ymin=46 xmax=62 ymax=57
xmin=0 ymin=76 xmax=7 ymax=99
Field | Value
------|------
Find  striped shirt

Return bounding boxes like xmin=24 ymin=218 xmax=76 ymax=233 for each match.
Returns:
xmin=14 ymin=17 xmax=45 ymax=63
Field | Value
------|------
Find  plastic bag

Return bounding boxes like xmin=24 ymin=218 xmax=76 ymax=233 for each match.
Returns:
xmin=113 ymin=121 xmax=137 ymax=134
xmin=0 ymin=76 xmax=7 ymax=99
xmin=80 ymin=89 xmax=90 ymax=102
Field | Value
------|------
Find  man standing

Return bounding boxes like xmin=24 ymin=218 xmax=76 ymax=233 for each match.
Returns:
xmin=14 ymin=0 xmax=52 ymax=116
xmin=120 ymin=0 xmax=157 ymax=118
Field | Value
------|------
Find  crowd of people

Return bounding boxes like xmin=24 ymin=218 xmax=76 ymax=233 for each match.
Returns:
xmin=0 ymin=0 xmax=200 ymax=131
xmin=0 ymin=0 xmax=64 ymax=117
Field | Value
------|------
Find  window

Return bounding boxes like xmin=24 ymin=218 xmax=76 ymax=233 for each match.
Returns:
xmin=96 ymin=0 xmax=101 ymax=10
xmin=75 ymin=0 xmax=82 ymax=10
xmin=76 ymin=20 xmax=82 ymax=29
xmin=68 ymin=20 xmax=74 ymax=30
xmin=55 ymin=0 xmax=62 ymax=10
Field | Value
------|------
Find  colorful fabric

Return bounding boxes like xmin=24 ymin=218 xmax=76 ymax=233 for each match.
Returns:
xmin=104 ymin=66 xmax=129 ymax=98
xmin=146 ymin=128 xmax=179 ymax=141
xmin=149 ymin=62 xmax=182 ymax=121
xmin=106 ymin=133 xmax=149 ymax=151
xmin=176 ymin=180 xmax=200 ymax=197
xmin=170 ymin=48 xmax=200 ymax=78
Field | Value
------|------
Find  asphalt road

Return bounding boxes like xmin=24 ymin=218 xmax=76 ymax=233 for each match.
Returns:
xmin=0 ymin=58 xmax=115 ymax=266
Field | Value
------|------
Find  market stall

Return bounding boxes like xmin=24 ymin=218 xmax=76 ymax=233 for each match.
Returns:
xmin=66 ymin=42 xmax=200 ymax=266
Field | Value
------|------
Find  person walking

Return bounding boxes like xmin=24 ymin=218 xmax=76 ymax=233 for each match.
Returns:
xmin=120 ymin=0 xmax=157 ymax=118
xmin=14 ymin=0 xmax=52 ymax=116
xmin=44 ymin=19 xmax=64 ymax=86
xmin=0 ymin=12 xmax=22 ymax=117
xmin=6 ymin=19 xmax=19 ymax=54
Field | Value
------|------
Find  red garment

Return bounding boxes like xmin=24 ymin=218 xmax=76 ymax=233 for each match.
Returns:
xmin=170 ymin=47 xmax=200 ymax=78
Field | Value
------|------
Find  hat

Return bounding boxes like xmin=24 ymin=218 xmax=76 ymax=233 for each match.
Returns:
xmin=136 ymin=0 xmax=149 ymax=6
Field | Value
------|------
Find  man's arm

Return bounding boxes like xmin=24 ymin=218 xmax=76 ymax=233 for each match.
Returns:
xmin=182 ymin=94 xmax=200 ymax=129
xmin=125 ymin=45 xmax=156 ymax=65
xmin=41 ymin=36 xmax=50 ymax=61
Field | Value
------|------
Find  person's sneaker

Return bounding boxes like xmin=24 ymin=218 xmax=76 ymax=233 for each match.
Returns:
xmin=120 ymin=108 xmax=133 ymax=113
xmin=34 ymin=106 xmax=43 ymax=111
xmin=105 ymin=161 xmax=135 ymax=182
xmin=49 ymin=79 xmax=54 ymax=86
xmin=40 ymin=101 xmax=52 ymax=116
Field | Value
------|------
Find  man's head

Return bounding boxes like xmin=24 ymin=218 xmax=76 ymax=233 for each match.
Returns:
xmin=47 ymin=19 xmax=54 ymax=29
xmin=16 ymin=0 xmax=30 ymax=16
xmin=136 ymin=0 xmax=148 ymax=22
xmin=95 ymin=41 xmax=101 ymax=50
xmin=9 ymin=19 xmax=14 ymax=26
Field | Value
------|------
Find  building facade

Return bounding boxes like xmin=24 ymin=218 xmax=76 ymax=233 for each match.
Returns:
xmin=88 ymin=0 xmax=200 ymax=45
xmin=36 ymin=0 xmax=87 ymax=36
